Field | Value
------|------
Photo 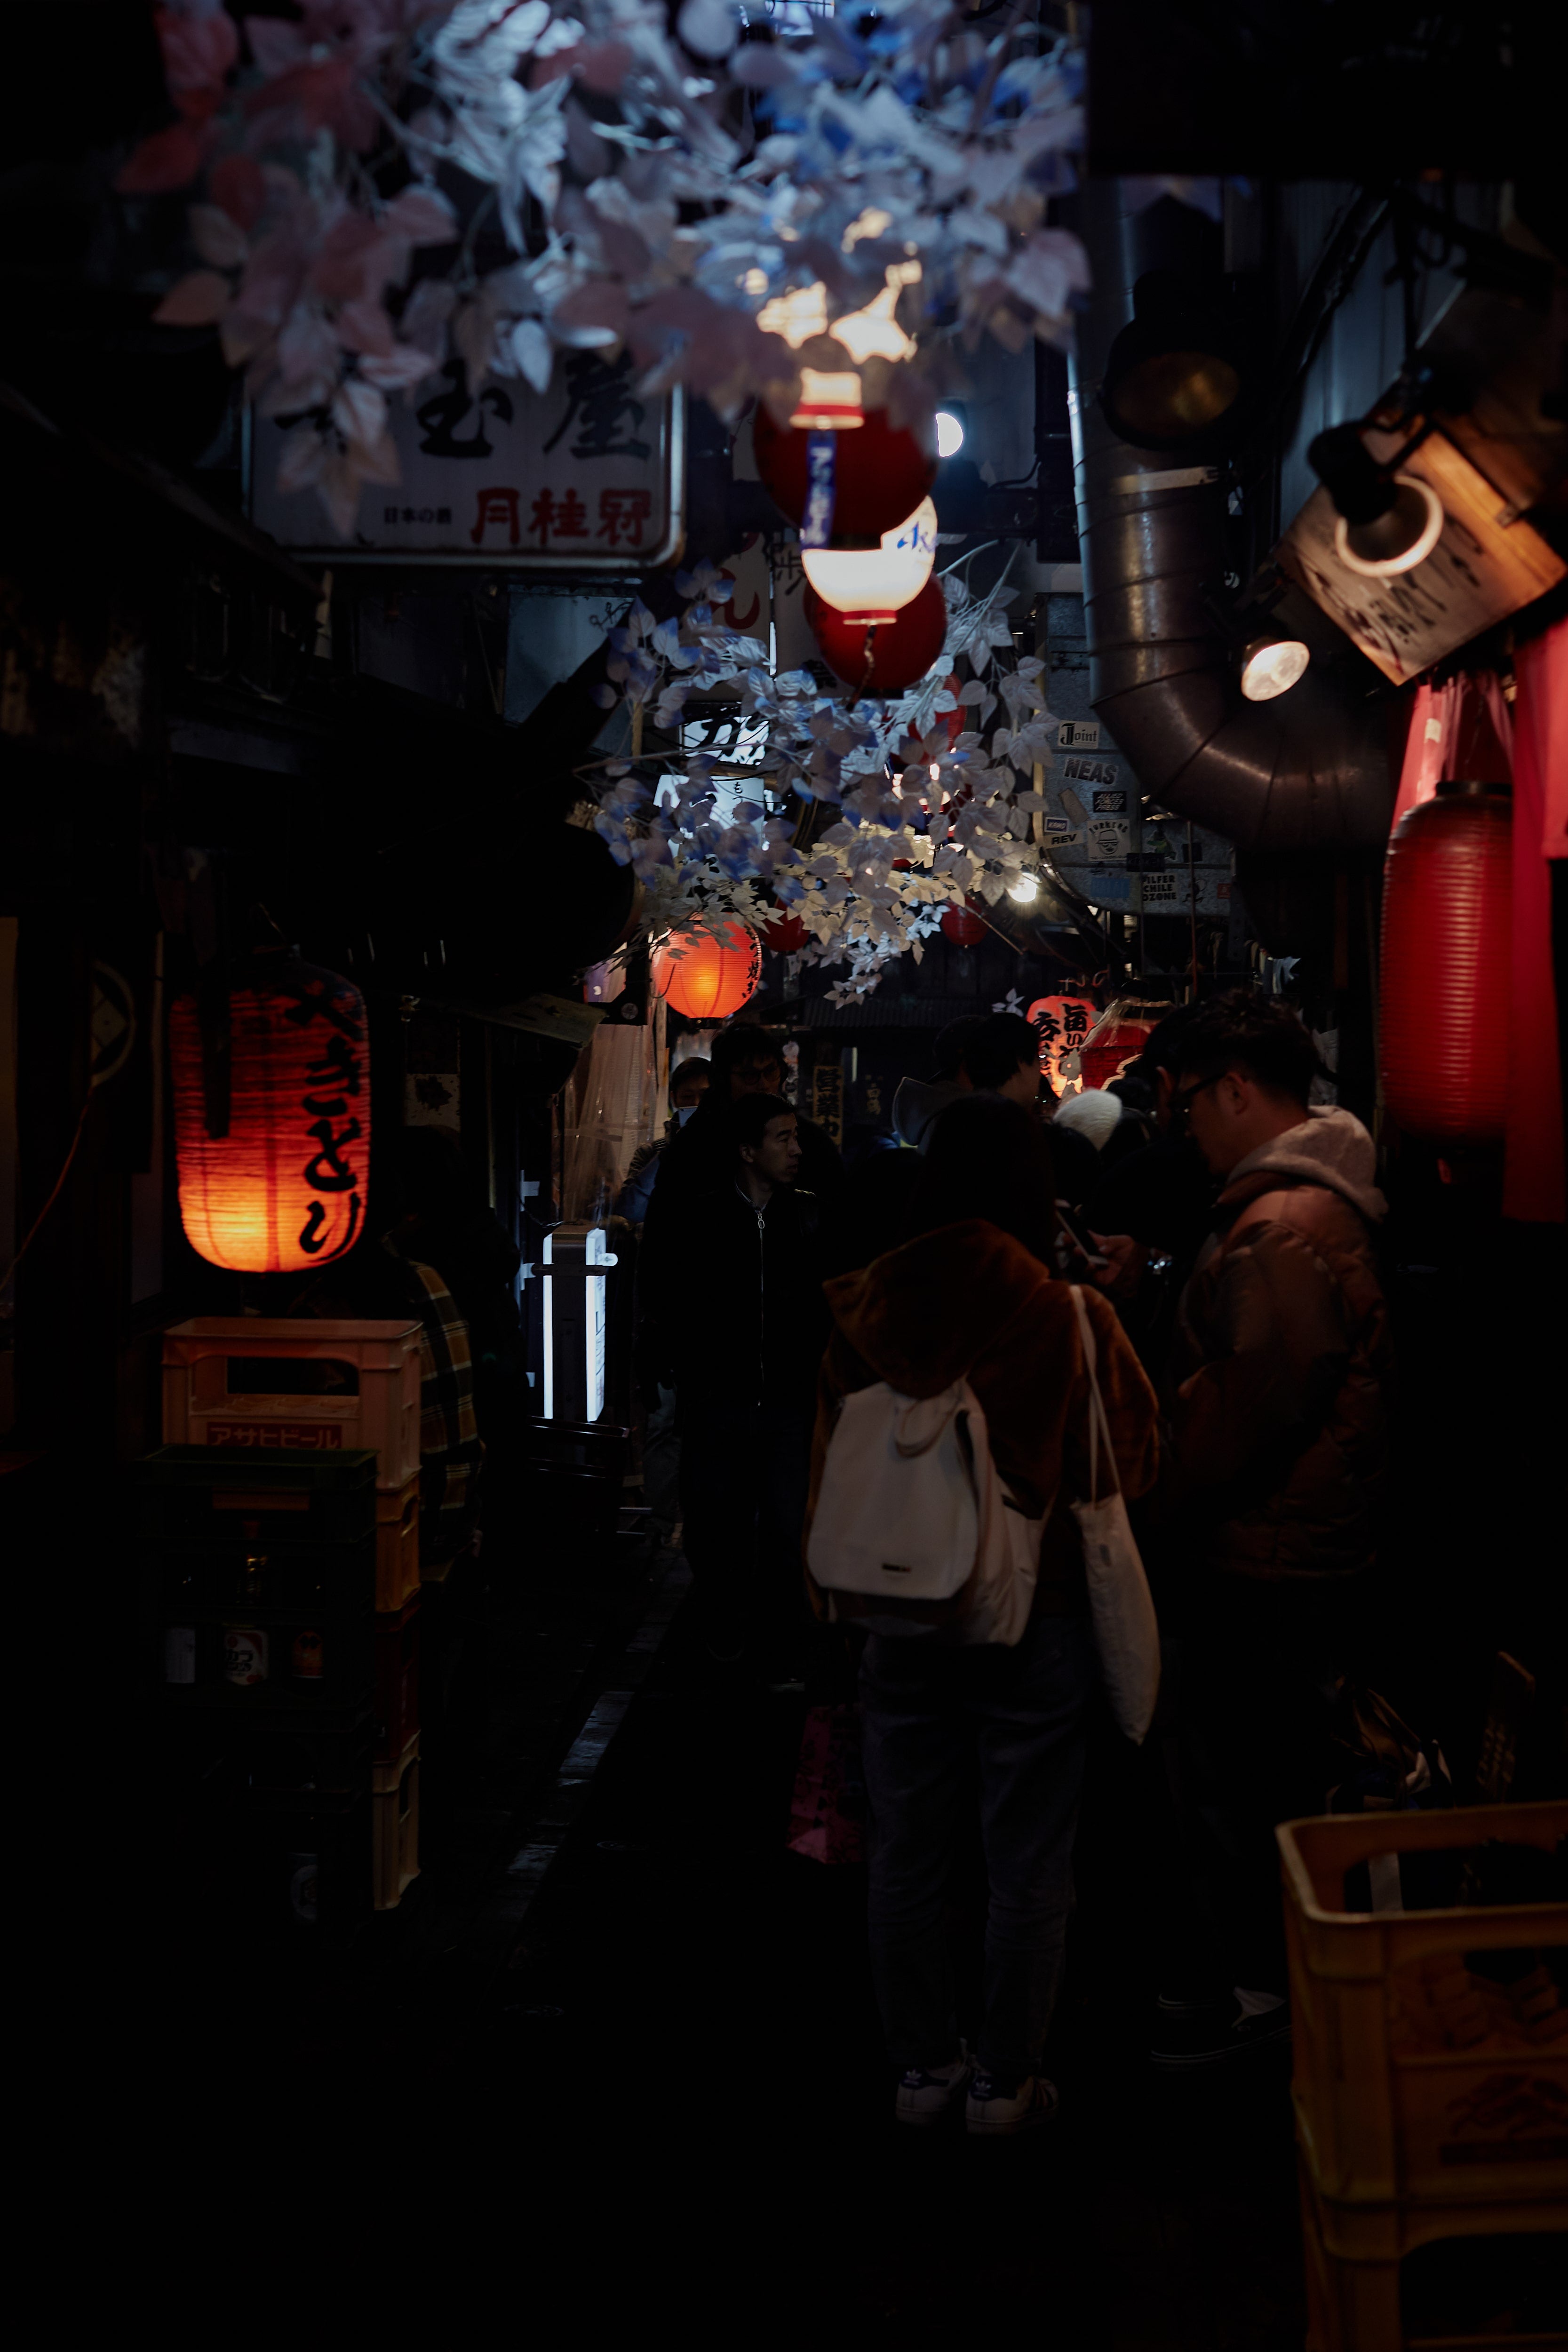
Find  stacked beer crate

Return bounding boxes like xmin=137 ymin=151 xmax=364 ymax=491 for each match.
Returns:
xmin=1280 ymin=1801 xmax=1568 ymax=2351
xmin=144 ymin=1319 xmax=426 ymax=1936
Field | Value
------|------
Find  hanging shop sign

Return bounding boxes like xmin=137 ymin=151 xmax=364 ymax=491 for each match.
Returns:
xmin=1278 ymin=426 xmax=1564 ymax=686
xmin=247 ymin=354 xmax=683 ymax=571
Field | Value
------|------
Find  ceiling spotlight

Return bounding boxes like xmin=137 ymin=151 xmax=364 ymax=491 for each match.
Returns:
xmin=935 ymin=410 xmax=965 ymax=460
xmin=1008 ymin=872 xmax=1041 ymax=903
xmin=1100 ymin=271 xmax=1250 ymax=453
xmin=1240 ymin=635 xmax=1310 ymax=702
xmin=1309 ymin=422 xmax=1446 ymax=579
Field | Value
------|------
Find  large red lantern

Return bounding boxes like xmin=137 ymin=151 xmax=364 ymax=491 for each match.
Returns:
xmin=650 ymin=921 xmax=762 ymax=1020
xmin=171 ymin=950 xmax=370 ymax=1273
xmin=755 ymin=407 xmax=936 ymax=543
xmin=806 ymin=577 xmax=947 ymax=697
xmin=940 ymin=902 xmax=987 ymax=946
xmin=1380 ymin=781 xmax=1512 ymax=1142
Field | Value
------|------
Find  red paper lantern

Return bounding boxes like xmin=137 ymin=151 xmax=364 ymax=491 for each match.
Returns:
xmin=1379 ymin=781 xmax=1512 ymax=1142
xmin=650 ymin=920 xmax=762 ymax=1020
xmin=940 ymin=902 xmax=987 ymax=946
xmin=805 ymin=577 xmax=947 ymax=696
xmin=1078 ymin=1007 xmax=1156 ymax=1090
xmin=755 ymin=407 xmax=936 ymax=542
xmin=171 ymin=950 xmax=371 ymax=1273
xmin=759 ymin=902 xmax=808 ymax=955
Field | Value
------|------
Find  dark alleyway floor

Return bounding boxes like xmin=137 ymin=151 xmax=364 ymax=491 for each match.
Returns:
xmin=123 ymin=1499 xmax=1304 ymax=2344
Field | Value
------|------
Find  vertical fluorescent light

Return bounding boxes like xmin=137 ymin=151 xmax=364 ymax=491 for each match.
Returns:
xmin=541 ymin=1230 xmax=555 ymax=1421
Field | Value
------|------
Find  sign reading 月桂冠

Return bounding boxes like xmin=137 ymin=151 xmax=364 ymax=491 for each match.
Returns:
xmin=248 ymin=351 xmax=682 ymax=570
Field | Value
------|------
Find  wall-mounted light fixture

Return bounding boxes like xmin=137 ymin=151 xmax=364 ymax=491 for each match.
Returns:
xmin=1100 ymin=271 xmax=1252 ymax=453
xmin=1239 ymin=634 xmax=1311 ymax=701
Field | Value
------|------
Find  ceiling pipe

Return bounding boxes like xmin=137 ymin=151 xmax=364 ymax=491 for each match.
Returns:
xmin=1067 ymin=181 xmax=1393 ymax=850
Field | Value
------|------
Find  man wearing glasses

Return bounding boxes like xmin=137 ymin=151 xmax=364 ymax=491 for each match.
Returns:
xmin=1151 ymin=990 xmax=1391 ymax=2070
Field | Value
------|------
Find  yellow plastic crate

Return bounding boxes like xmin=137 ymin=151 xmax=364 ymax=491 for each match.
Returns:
xmin=1279 ymin=1802 xmax=1568 ymax=2211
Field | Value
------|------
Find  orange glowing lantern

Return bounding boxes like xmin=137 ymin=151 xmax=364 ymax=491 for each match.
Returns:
xmin=1027 ymin=995 xmax=1098 ymax=1088
xmin=650 ymin=921 xmax=762 ymax=1020
xmin=171 ymin=949 xmax=370 ymax=1273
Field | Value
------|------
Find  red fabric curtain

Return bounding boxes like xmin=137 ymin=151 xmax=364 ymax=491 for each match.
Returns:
xmin=1506 ymin=621 xmax=1567 ymax=1223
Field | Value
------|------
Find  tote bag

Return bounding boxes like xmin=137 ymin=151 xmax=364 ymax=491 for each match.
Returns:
xmin=1069 ymin=1286 xmax=1161 ymax=1742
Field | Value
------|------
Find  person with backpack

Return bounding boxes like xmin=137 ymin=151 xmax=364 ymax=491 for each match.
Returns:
xmin=804 ymin=1094 xmax=1159 ymax=2134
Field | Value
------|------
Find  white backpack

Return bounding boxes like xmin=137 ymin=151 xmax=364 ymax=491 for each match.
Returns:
xmin=807 ymin=1379 xmax=1044 ymax=1645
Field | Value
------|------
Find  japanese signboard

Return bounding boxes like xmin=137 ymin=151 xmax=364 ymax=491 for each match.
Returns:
xmin=1277 ymin=424 xmax=1563 ymax=686
xmin=248 ymin=353 xmax=683 ymax=571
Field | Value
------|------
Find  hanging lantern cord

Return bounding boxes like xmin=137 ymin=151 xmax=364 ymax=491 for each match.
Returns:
xmin=847 ymin=622 xmax=879 ymax=713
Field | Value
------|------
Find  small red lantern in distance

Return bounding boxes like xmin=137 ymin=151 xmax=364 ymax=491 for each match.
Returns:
xmin=650 ymin=921 xmax=762 ymax=1020
xmin=755 ymin=407 xmax=936 ymax=542
xmin=940 ymin=902 xmax=987 ymax=946
xmin=759 ymin=901 xmax=808 ymax=955
xmin=1380 ymin=781 xmax=1512 ymax=1143
xmin=171 ymin=949 xmax=370 ymax=1273
xmin=806 ymin=577 xmax=947 ymax=697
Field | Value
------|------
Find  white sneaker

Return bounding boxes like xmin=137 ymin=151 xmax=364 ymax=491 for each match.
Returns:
xmin=894 ymin=2047 xmax=972 ymax=2128
xmin=965 ymin=2072 xmax=1060 ymax=2136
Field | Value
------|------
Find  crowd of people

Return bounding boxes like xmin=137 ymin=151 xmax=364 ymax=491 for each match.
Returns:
xmin=628 ymin=995 xmax=1392 ymax=2131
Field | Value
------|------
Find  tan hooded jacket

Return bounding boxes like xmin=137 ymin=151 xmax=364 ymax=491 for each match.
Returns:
xmin=807 ymin=1218 xmax=1159 ymax=1618
xmin=1168 ymin=1107 xmax=1391 ymax=1584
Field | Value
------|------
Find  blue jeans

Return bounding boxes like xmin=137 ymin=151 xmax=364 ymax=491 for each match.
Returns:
xmin=860 ymin=1612 xmax=1094 ymax=2081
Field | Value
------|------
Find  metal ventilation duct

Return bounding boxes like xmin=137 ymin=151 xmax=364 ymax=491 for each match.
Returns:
xmin=1067 ymin=182 xmax=1393 ymax=850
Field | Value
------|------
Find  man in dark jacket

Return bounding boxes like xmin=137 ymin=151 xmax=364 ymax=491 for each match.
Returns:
xmin=1153 ymin=992 xmax=1392 ymax=2065
xmin=653 ymin=1022 xmax=842 ymax=1208
xmin=660 ymin=1090 xmax=829 ymax=1682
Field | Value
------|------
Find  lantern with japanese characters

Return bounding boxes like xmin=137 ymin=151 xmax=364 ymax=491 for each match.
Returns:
xmin=755 ymin=407 xmax=936 ymax=542
xmin=171 ymin=950 xmax=370 ymax=1273
xmin=650 ymin=921 xmax=761 ymax=1020
xmin=1027 ymin=995 xmax=1098 ymax=1089
xmin=803 ymin=499 xmax=938 ymax=621
xmin=1380 ymin=781 xmax=1512 ymax=1142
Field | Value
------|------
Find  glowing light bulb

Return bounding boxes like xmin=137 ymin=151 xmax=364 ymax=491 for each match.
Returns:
xmin=929 ymin=761 xmax=940 ymax=781
xmin=1008 ymin=873 xmax=1040 ymax=903
xmin=935 ymin=411 xmax=964 ymax=460
xmin=1240 ymin=636 xmax=1310 ymax=702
